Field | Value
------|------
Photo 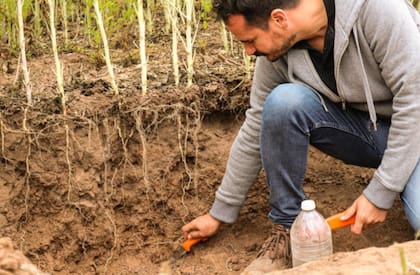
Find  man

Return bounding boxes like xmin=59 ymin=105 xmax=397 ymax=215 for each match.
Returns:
xmin=183 ymin=0 xmax=420 ymax=273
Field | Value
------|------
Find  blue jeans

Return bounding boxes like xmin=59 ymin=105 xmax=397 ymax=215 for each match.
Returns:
xmin=260 ymin=83 xmax=420 ymax=231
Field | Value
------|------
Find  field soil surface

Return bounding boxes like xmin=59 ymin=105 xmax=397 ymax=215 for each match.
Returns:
xmin=0 ymin=19 xmax=417 ymax=275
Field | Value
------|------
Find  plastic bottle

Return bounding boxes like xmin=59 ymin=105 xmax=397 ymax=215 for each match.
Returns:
xmin=290 ymin=199 xmax=333 ymax=267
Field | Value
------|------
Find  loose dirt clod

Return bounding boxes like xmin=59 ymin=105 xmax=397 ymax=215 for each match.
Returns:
xmin=0 ymin=237 xmax=47 ymax=275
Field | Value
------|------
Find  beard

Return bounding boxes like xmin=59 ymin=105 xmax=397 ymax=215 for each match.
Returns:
xmin=258 ymin=33 xmax=297 ymax=61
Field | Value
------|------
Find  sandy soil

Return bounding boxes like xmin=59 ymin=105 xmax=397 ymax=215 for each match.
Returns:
xmin=0 ymin=17 xmax=417 ymax=275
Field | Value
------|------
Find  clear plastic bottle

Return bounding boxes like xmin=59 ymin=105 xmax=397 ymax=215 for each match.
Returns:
xmin=290 ymin=199 xmax=333 ymax=267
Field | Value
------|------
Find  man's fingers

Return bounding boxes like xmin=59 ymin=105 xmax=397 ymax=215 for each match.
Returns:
xmin=181 ymin=223 xmax=193 ymax=233
xmin=187 ymin=231 xmax=203 ymax=240
xmin=182 ymin=222 xmax=198 ymax=239
xmin=182 ymin=214 xmax=221 ymax=240
xmin=351 ymin=220 xmax=363 ymax=235
xmin=341 ymin=203 xmax=356 ymax=221
xmin=346 ymin=199 xmax=361 ymax=234
xmin=182 ymin=218 xmax=202 ymax=233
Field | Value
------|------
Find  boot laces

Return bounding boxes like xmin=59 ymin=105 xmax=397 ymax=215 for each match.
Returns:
xmin=257 ymin=224 xmax=291 ymax=262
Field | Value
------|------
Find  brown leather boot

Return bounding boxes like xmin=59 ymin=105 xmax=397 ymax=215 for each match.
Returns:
xmin=241 ymin=224 xmax=291 ymax=275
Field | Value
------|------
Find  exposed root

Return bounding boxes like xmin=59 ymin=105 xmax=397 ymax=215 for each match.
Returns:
xmin=102 ymin=118 xmax=111 ymax=199
xmin=65 ymin=121 xmax=73 ymax=203
xmin=177 ymin=112 xmax=193 ymax=189
xmin=0 ymin=116 xmax=12 ymax=163
xmin=103 ymin=209 xmax=118 ymax=273
xmin=190 ymin=102 xmax=201 ymax=193
xmin=0 ymin=117 xmax=4 ymax=159
xmin=173 ymin=102 xmax=202 ymax=214
xmin=116 ymin=119 xmax=135 ymax=186
xmin=22 ymin=106 xmax=32 ymax=223
xmin=107 ymin=167 xmax=118 ymax=203
xmin=177 ymin=113 xmax=191 ymax=212
xmin=134 ymin=111 xmax=150 ymax=193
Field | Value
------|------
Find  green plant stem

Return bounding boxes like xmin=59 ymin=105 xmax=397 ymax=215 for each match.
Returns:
xmin=61 ymin=0 xmax=69 ymax=46
xmin=185 ymin=0 xmax=194 ymax=87
xmin=48 ymin=0 xmax=66 ymax=114
xmin=17 ymin=0 xmax=32 ymax=105
xmin=93 ymin=0 xmax=119 ymax=96
xmin=136 ymin=0 xmax=148 ymax=95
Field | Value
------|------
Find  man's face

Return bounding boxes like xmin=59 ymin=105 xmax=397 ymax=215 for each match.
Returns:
xmin=226 ymin=14 xmax=295 ymax=61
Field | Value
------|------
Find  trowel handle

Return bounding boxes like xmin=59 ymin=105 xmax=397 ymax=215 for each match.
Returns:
xmin=326 ymin=212 xmax=356 ymax=230
xmin=181 ymin=237 xmax=205 ymax=252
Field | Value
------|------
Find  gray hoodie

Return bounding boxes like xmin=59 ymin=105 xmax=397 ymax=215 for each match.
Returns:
xmin=210 ymin=0 xmax=420 ymax=223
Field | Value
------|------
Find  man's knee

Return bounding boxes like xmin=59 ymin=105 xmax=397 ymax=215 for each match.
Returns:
xmin=262 ymin=84 xmax=318 ymax=126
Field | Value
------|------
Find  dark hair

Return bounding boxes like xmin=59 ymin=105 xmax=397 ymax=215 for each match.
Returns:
xmin=214 ymin=0 xmax=299 ymax=28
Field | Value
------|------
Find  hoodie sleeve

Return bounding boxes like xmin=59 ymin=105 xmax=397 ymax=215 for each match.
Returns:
xmin=209 ymin=57 xmax=288 ymax=223
xmin=359 ymin=0 xmax=420 ymax=209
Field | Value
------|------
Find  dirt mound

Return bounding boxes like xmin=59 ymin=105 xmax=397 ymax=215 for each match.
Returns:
xmin=272 ymin=240 xmax=420 ymax=275
xmin=0 ymin=237 xmax=47 ymax=275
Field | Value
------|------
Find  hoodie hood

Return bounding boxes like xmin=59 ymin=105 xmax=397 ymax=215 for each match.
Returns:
xmin=335 ymin=0 xmax=366 ymax=36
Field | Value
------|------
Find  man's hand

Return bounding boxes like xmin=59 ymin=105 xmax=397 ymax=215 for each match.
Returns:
xmin=182 ymin=213 xmax=222 ymax=240
xmin=341 ymin=194 xmax=388 ymax=234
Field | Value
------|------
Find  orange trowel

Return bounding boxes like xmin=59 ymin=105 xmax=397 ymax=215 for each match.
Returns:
xmin=173 ymin=237 xmax=205 ymax=259
xmin=326 ymin=212 xmax=356 ymax=230
xmin=181 ymin=237 xmax=205 ymax=252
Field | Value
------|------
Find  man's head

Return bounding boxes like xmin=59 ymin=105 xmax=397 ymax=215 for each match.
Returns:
xmin=214 ymin=0 xmax=301 ymax=61
xmin=214 ymin=0 xmax=300 ymax=29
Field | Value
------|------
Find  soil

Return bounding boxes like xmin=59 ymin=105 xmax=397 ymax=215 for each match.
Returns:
xmin=0 ymin=17 xmax=417 ymax=275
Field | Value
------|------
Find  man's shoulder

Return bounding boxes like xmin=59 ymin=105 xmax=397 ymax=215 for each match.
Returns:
xmin=335 ymin=0 xmax=419 ymax=33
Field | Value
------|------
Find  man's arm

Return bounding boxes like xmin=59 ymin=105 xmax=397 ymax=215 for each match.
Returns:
xmin=361 ymin=0 xmax=420 ymax=209
xmin=209 ymin=57 xmax=289 ymax=224
xmin=343 ymin=0 xmax=420 ymax=232
xmin=182 ymin=57 xmax=289 ymax=237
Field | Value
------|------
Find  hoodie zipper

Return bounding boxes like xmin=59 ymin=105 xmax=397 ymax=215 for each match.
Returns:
xmin=352 ymin=26 xmax=378 ymax=130
xmin=335 ymin=38 xmax=349 ymax=111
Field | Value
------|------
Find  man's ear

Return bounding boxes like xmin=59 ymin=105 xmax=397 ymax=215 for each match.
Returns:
xmin=271 ymin=8 xmax=288 ymax=28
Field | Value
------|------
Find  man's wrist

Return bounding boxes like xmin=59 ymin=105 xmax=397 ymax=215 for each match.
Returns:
xmin=209 ymin=199 xmax=241 ymax=224
xmin=363 ymin=179 xmax=398 ymax=210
